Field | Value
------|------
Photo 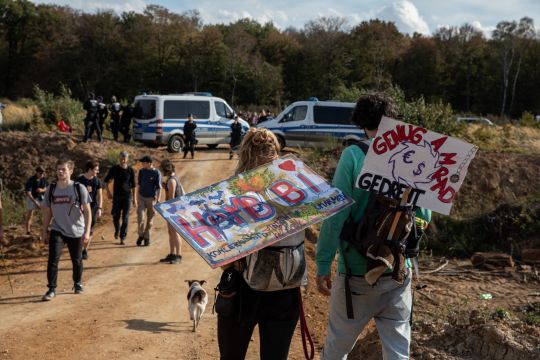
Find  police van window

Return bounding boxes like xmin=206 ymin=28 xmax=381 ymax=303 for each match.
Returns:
xmin=215 ymin=101 xmax=233 ymax=118
xmin=313 ymin=106 xmax=353 ymax=125
xmin=134 ymin=100 xmax=156 ymax=119
xmin=279 ymin=106 xmax=307 ymax=123
xmin=164 ymin=100 xmax=210 ymax=119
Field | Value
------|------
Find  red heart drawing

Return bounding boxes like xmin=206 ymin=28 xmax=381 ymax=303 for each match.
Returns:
xmin=278 ymin=159 xmax=296 ymax=172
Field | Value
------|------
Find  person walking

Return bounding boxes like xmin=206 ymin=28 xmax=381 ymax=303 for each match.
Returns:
xmin=109 ymin=96 xmax=122 ymax=141
xmin=82 ymin=93 xmax=102 ymax=142
xmin=120 ymin=103 xmax=134 ymax=143
xmin=229 ymin=115 xmax=243 ymax=159
xmin=316 ymin=92 xmax=432 ymax=360
xmin=41 ymin=159 xmax=92 ymax=301
xmin=183 ymin=113 xmax=197 ymax=159
xmin=24 ymin=166 xmax=48 ymax=235
xmin=75 ymin=161 xmax=103 ymax=260
xmin=159 ymin=159 xmax=185 ymax=264
xmin=136 ymin=156 xmax=162 ymax=247
xmin=216 ymin=128 xmax=307 ymax=360
xmin=104 ymin=151 xmax=136 ymax=245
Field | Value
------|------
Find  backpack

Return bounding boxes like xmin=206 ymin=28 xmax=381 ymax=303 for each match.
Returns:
xmin=49 ymin=181 xmax=84 ymax=210
xmin=339 ymin=141 xmax=421 ymax=260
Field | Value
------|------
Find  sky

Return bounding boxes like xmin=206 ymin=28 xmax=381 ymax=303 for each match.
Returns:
xmin=29 ymin=0 xmax=540 ymax=36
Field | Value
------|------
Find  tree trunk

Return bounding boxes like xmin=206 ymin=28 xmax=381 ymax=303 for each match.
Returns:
xmin=471 ymin=252 xmax=514 ymax=269
xmin=508 ymin=55 xmax=522 ymax=116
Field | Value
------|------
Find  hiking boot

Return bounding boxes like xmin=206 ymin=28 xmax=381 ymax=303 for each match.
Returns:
xmin=169 ymin=254 xmax=182 ymax=264
xmin=74 ymin=283 xmax=84 ymax=294
xmin=42 ymin=289 xmax=56 ymax=301
xmin=136 ymin=237 xmax=143 ymax=246
xmin=144 ymin=238 xmax=150 ymax=246
xmin=160 ymin=254 xmax=174 ymax=262
xmin=120 ymin=238 xmax=125 ymax=245
xmin=114 ymin=232 xmax=119 ymax=240
xmin=82 ymin=249 xmax=88 ymax=260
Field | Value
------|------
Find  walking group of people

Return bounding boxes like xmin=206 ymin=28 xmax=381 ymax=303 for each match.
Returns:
xmin=82 ymin=93 xmax=134 ymax=143
xmin=9 ymin=92 xmax=431 ymax=359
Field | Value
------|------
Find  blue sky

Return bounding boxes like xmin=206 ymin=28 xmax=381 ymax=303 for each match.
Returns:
xmin=30 ymin=0 xmax=539 ymax=35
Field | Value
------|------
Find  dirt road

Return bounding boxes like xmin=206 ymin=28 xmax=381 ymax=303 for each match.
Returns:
xmin=0 ymin=148 xmax=308 ymax=360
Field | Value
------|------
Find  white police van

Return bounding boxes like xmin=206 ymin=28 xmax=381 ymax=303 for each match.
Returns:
xmin=257 ymin=99 xmax=364 ymax=149
xmin=132 ymin=93 xmax=249 ymax=152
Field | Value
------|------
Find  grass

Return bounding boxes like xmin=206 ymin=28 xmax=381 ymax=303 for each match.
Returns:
xmin=0 ymin=100 xmax=40 ymax=132
xmin=1 ymin=190 xmax=25 ymax=226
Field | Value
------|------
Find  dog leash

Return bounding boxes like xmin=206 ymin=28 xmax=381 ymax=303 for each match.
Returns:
xmin=298 ymin=289 xmax=314 ymax=360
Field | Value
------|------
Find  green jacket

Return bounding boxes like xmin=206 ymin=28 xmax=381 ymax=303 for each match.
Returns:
xmin=316 ymin=144 xmax=432 ymax=276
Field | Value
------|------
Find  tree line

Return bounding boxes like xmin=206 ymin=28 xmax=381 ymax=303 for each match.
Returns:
xmin=0 ymin=0 xmax=539 ymax=118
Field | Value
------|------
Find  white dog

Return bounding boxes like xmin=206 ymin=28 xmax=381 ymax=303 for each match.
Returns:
xmin=186 ymin=280 xmax=208 ymax=332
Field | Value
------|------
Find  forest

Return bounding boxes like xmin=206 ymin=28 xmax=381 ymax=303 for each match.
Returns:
xmin=0 ymin=0 xmax=539 ymax=118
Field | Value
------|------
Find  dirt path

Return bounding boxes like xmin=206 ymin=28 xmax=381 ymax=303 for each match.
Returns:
xmin=0 ymin=147 xmax=308 ymax=360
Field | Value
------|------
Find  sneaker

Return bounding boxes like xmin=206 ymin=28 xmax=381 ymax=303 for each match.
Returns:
xmin=82 ymin=249 xmax=88 ymax=260
xmin=114 ymin=232 xmax=119 ymax=240
xmin=169 ymin=254 xmax=182 ymax=264
xmin=136 ymin=237 xmax=143 ymax=246
xmin=160 ymin=254 xmax=174 ymax=262
xmin=120 ymin=238 xmax=125 ymax=245
xmin=144 ymin=238 xmax=150 ymax=246
xmin=42 ymin=289 xmax=56 ymax=301
xmin=74 ymin=283 xmax=84 ymax=294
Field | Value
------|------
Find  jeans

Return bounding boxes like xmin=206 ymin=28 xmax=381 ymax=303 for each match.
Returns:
xmin=321 ymin=271 xmax=412 ymax=360
xmin=111 ymin=194 xmax=131 ymax=239
xmin=47 ymin=230 xmax=83 ymax=290
xmin=83 ymin=119 xmax=102 ymax=142
xmin=137 ymin=194 xmax=156 ymax=239
xmin=217 ymin=286 xmax=300 ymax=360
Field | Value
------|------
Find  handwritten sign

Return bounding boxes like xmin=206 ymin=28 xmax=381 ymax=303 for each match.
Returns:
xmin=356 ymin=117 xmax=477 ymax=215
xmin=155 ymin=155 xmax=353 ymax=268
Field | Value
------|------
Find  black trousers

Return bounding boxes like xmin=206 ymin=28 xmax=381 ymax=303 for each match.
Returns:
xmin=47 ymin=230 xmax=83 ymax=290
xmin=112 ymin=194 xmax=131 ymax=239
xmin=120 ymin=120 xmax=131 ymax=142
xmin=217 ymin=287 xmax=300 ymax=360
xmin=83 ymin=119 xmax=102 ymax=142
xmin=111 ymin=118 xmax=120 ymax=140
xmin=183 ymin=138 xmax=196 ymax=157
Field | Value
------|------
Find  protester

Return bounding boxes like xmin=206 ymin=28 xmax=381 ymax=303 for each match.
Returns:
xmin=97 ymin=96 xmax=108 ymax=134
xmin=159 ymin=159 xmax=184 ymax=264
xmin=229 ymin=115 xmax=243 ymax=159
xmin=136 ymin=156 xmax=161 ymax=247
xmin=109 ymin=96 xmax=122 ymax=141
xmin=104 ymin=151 xmax=136 ymax=245
xmin=82 ymin=93 xmax=101 ymax=142
xmin=41 ymin=159 xmax=92 ymax=301
xmin=76 ymin=161 xmax=103 ymax=260
xmin=120 ymin=103 xmax=134 ymax=143
xmin=316 ymin=92 xmax=432 ymax=359
xmin=217 ymin=128 xmax=307 ymax=360
xmin=24 ymin=166 xmax=48 ymax=235
xmin=183 ymin=113 xmax=197 ymax=159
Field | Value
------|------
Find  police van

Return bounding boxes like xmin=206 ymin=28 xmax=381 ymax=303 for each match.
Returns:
xmin=132 ymin=93 xmax=249 ymax=152
xmin=257 ymin=99 xmax=364 ymax=149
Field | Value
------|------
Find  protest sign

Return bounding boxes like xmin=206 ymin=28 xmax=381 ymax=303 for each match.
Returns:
xmin=155 ymin=155 xmax=353 ymax=268
xmin=356 ymin=117 xmax=477 ymax=215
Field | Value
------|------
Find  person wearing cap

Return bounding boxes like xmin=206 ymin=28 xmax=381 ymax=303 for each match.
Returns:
xmin=136 ymin=155 xmax=162 ymax=246
xmin=24 ymin=166 xmax=49 ymax=234
xmin=104 ymin=151 xmax=136 ymax=244
xmin=183 ymin=113 xmax=197 ymax=159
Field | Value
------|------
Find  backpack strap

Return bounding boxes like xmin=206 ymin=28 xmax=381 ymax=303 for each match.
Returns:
xmin=73 ymin=182 xmax=82 ymax=206
xmin=48 ymin=182 xmax=57 ymax=204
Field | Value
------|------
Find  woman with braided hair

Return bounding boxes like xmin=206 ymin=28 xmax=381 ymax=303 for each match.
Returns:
xmin=216 ymin=128 xmax=307 ymax=360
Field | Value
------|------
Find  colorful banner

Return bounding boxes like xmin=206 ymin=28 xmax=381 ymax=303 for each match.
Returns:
xmin=155 ymin=155 xmax=353 ymax=268
xmin=356 ymin=117 xmax=477 ymax=215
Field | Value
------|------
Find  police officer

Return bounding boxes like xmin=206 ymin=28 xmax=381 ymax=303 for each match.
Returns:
xmin=183 ymin=113 xmax=197 ymax=159
xmin=82 ymin=93 xmax=101 ymax=142
xmin=109 ymin=96 xmax=122 ymax=141
xmin=97 ymin=96 xmax=108 ymax=135
xmin=120 ymin=103 xmax=134 ymax=143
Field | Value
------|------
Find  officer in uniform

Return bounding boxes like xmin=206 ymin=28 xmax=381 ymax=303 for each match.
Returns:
xmin=82 ymin=93 xmax=101 ymax=142
xmin=109 ymin=96 xmax=122 ymax=141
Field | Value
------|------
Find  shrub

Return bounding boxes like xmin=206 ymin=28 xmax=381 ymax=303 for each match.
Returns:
xmin=0 ymin=100 xmax=40 ymax=131
xmin=520 ymin=111 xmax=539 ymax=128
xmin=33 ymin=84 xmax=85 ymax=133
xmin=1 ymin=190 xmax=25 ymax=226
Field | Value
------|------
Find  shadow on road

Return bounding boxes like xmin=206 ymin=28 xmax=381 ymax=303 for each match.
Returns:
xmin=122 ymin=319 xmax=192 ymax=333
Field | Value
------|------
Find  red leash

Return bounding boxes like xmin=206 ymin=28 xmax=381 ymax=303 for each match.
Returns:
xmin=298 ymin=289 xmax=315 ymax=360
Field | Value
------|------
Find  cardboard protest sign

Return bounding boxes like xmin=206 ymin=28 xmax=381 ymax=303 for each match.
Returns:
xmin=356 ymin=117 xmax=477 ymax=215
xmin=155 ymin=155 xmax=353 ymax=268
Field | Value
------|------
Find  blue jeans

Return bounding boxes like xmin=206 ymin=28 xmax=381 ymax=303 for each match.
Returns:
xmin=322 ymin=271 xmax=412 ymax=360
xmin=112 ymin=194 xmax=131 ymax=239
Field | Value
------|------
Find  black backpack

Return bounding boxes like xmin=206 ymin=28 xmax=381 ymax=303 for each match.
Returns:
xmin=339 ymin=141 xmax=422 ymax=260
xmin=48 ymin=181 xmax=83 ymax=209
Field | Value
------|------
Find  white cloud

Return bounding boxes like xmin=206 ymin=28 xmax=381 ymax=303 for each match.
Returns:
xmin=471 ymin=20 xmax=495 ymax=37
xmin=377 ymin=0 xmax=430 ymax=35
xmin=208 ymin=8 xmax=287 ymax=26
xmin=50 ymin=0 xmax=147 ymax=13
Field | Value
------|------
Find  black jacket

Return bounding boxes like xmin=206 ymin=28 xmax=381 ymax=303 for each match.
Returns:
xmin=183 ymin=121 xmax=197 ymax=140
